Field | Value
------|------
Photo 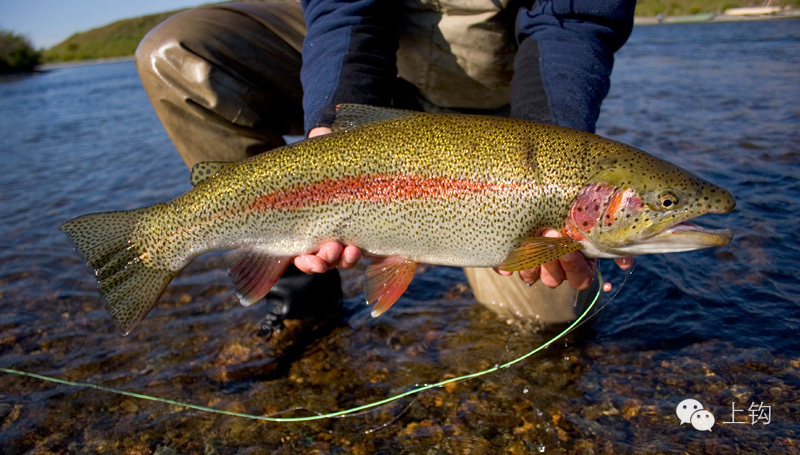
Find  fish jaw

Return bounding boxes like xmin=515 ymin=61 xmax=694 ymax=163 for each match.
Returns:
xmin=577 ymin=221 xmax=733 ymax=258
xmin=638 ymin=221 xmax=733 ymax=253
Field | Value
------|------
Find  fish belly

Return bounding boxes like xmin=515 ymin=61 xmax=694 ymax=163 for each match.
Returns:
xmin=152 ymin=188 xmax=544 ymax=270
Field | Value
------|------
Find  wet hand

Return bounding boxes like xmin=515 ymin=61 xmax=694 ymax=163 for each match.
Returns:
xmin=294 ymin=242 xmax=362 ymax=273
xmin=493 ymin=229 xmax=633 ymax=291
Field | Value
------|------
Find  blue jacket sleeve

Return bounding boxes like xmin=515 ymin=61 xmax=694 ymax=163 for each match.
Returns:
xmin=510 ymin=0 xmax=635 ymax=133
xmin=300 ymin=0 xmax=398 ymax=134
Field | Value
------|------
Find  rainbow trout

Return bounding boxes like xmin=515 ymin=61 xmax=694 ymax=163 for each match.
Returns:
xmin=61 ymin=105 xmax=735 ymax=333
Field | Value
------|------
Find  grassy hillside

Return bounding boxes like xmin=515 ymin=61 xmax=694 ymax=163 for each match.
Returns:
xmin=43 ymin=10 xmax=181 ymax=62
xmin=42 ymin=0 xmax=800 ymax=63
xmin=635 ymin=0 xmax=799 ymax=16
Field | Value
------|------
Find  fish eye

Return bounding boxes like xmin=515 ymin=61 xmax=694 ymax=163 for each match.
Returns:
xmin=659 ymin=192 xmax=678 ymax=209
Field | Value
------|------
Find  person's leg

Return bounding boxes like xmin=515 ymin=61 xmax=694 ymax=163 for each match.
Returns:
xmin=135 ymin=2 xmax=343 ymax=353
xmin=464 ymin=268 xmax=600 ymax=325
xmin=135 ymin=1 xmax=306 ymax=167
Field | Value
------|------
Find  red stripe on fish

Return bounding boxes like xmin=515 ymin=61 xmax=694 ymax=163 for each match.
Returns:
xmin=252 ymin=174 xmax=520 ymax=211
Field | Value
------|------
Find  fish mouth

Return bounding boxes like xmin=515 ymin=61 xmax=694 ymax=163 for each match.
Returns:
xmin=643 ymin=221 xmax=733 ymax=253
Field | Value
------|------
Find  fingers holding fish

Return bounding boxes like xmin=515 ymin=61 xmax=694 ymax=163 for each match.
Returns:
xmin=518 ymin=267 xmax=540 ymax=285
xmin=294 ymin=242 xmax=362 ymax=274
xmin=599 ymin=257 xmax=633 ymax=292
xmin=539 ymin=259 xmax=567 ymax=288
xmin=614 ymin=257 xmax=633 ymax=270
xmin=341 ymin=245 xmax=362 ymax=268
xmin=534 ymin=229 xmax=588 ymax=289
xmin=308 ymin=126 xmax=332 ymax=138
xmin=294 ymin=255 xmax=328 ymax=274
xmin=559 ymin=254 xmax=596 ymax=291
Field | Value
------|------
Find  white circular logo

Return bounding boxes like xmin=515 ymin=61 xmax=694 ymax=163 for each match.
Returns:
xmin=691 ymin=410 xmax=716 ymax=431
xmin=676 ymin=398 xmax=704 ymax=425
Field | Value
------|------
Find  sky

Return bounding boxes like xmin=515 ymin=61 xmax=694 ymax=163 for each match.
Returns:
xmin=0 ymin=0 xmax=220 ymax=49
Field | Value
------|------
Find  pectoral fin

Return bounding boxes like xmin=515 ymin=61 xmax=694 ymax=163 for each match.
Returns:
xmin=365 ymin=256 xmax=418 ymax=317
xmin=499 ymin=236 xmax=583 ymax=271
xmin=226 ymin=248 xmax=291 ymax=306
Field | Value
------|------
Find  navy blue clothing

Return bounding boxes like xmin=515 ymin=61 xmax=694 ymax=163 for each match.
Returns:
xmin=513 ymin=0 xmax=635 ymax=132
xmin=301 ymin=0 xmax=397 ymax=131
xmin=301 ymin=0 xmax=635 ymax=134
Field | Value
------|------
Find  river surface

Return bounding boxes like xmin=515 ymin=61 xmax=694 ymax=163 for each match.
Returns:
xmin=1 ymin=18 xmax=798 ymax=455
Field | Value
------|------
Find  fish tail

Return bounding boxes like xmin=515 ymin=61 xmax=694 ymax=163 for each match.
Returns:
xmin=60 ymin=207 xmax=176 ymax=334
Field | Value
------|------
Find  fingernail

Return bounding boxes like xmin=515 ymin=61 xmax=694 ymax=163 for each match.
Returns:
xmin=325 ymin=249 xmax=337 ymax=263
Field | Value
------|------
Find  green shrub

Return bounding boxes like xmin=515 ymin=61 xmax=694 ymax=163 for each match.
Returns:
xmin=0 ymin=30 xmax=41 ymax=73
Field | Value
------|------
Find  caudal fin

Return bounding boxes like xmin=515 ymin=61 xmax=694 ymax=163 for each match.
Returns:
xmin=60 ymin=207 xmax=177 ymax=334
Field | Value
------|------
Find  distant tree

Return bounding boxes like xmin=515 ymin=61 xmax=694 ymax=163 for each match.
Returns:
xmin=0 ymin=30 xmax=41 ymax=73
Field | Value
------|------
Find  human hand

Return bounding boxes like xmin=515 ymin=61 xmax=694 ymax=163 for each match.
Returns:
xmin=493 ymin=229 xmax=633 ymax=292
xmin=294 ymin=242 xmax=362 ymax=273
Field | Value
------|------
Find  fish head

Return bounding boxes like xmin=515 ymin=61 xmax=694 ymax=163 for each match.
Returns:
xmin=564 ymin=150 xmax=736 ymax=258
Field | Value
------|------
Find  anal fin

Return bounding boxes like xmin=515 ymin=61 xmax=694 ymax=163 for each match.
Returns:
xmin=226 ymin=248 xmax=291 ymax=306
xmin=499 ymin=236 xmax=583 ymax=271
xmin=365 ymin=256 xmax=418 ymax=317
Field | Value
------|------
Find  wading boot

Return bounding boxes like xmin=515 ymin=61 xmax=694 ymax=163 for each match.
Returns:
xmin=209 ymin=266 xmax=344 ymax=382
xmin=258 ymin=266 xmax=344 ymax=337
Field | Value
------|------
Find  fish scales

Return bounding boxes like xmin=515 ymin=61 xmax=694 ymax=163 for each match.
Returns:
xmin=143 ymin=114 xmax=584 ymax=268
xmin=61 ymin=105 xmax=735 ymax=332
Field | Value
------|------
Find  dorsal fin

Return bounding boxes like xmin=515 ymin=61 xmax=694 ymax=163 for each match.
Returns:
xmin=190 ymin=161 xmax=233 ymax=186
xmin=332 ymin=104 xmax=418 ymax=133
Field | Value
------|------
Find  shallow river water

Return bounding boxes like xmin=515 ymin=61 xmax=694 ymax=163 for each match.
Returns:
xmin=1 ymin=17 xmax=798 ymax=454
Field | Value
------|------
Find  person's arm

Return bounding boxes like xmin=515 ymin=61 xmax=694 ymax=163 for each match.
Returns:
xmin=300 ymin=0 xmax=398 ymax=134
xmin=294 ymin=0 xmax=396 ymax=273
xmin=511 ymin=0 xmax=636 ymax=133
